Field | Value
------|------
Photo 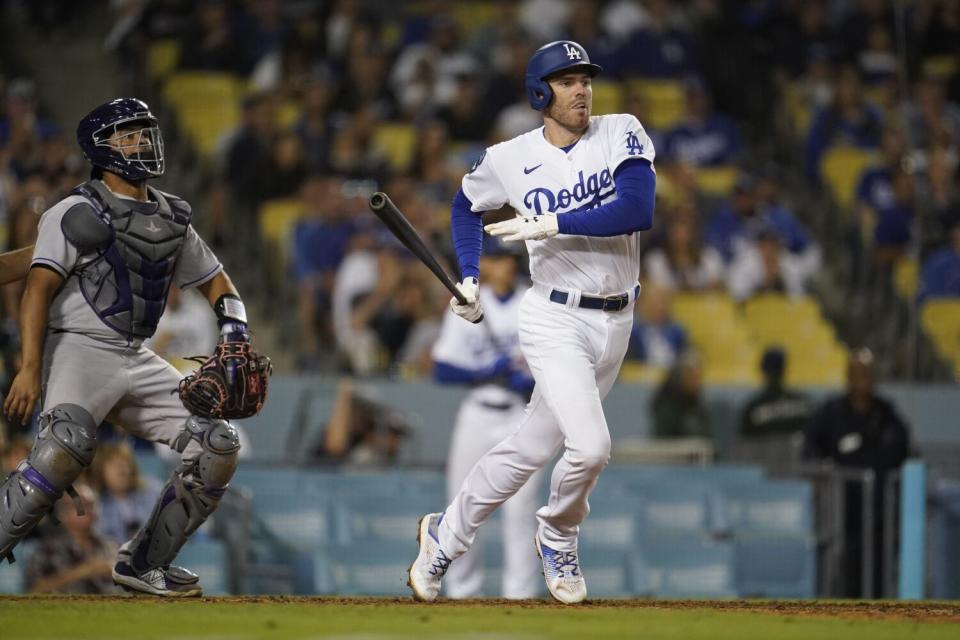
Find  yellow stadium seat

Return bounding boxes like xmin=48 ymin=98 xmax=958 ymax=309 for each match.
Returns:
xmin=591 ymin=79 xmax=623 ymax=116
xmin=780 ymin=81 xmax=812 ymax=138
xmin=453 ymin=2 xmax=499 ymax=31
xmin=259 ymin=198 xmax=304 ymax=249
xmin=373 ymin=122 xmax=417 ymax=173
xmin=923 ymin=55 xmax=958 ymax=80
xmin=894 ymin=256 xmax=919 ymax=301
xmin=921 ymin=300 xmax=960 ymax=374
xmin=695 ymin=165 xmax=738 ymax=197
xmin=147 ymin=39 xmax=181 ymax=81
xmin=626 ymin=78 xmax=685 ymax=131
xmin=164 ymin=72 xmax=244 ymax=158
xmin=820 ymin=145 xmax=877 ymax=213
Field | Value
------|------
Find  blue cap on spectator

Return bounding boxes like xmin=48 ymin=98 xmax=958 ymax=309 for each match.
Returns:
xmin=482 ymin=234 xmax=518 ymax=257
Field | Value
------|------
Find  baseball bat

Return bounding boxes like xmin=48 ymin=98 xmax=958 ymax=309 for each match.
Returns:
xmin=368 ymin=192 xmax=470 ymax=306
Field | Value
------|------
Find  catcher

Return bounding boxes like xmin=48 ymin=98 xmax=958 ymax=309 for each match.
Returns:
xmin=0 ymin=98 xmax=271 ymax=597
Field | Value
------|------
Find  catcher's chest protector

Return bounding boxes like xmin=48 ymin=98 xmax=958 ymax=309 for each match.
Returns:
xmin=71 ymin=180 xmax=191 ymax=340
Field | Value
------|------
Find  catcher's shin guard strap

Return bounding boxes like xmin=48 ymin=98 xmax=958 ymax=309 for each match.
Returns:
xmin=131 ymin=418 xmax=240 ymax=571
xmin=0 ymin=404 xmax=97 ymax=561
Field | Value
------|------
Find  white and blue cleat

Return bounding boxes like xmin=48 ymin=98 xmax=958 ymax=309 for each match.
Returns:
xmin=407 ymin=512 xmax=452 ymax=602
xmin=535 ymin=533 xmax=587 ymax=604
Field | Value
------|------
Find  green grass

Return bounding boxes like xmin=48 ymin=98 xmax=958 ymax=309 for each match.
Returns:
xmin=2 ymin=597 xmax=958 ymax=640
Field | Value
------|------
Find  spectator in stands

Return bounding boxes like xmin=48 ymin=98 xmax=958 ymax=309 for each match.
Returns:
xmin=0 ymin=79 xmax=58 ymax=179
xmin=333 ymin=46 xmax=396 ymax=121
xmin=662 ymin=76 xmax=742 ymax=168
xmin=293 ymin=70 xmax=336 ymax=173
xmin=178 ymin=0 xmax=249 ymax=75
xmin=24 ymin=484 xmax=117 ymax=594
xmin=143 ymin=286 xmax=217 ymax=368
xmin=650 ymin=351 xmax=710 ymax=439
xmin=436 ymin=73 xmax=493 ymax=143
xmin=643 ymin=201 xmax=725 ymax=292
xmin=804 ymin=347 xmax=913 ymax=598
xmin=223 ymin=92 xmax=276 ymax=208
xmin=919 ymin=145 xmax=960 ymax=254
xmin=627 ymin=283 xmax=687 ymax=368
xmin=765 ymin=1 xmax=835 ymax=79
xmin=263 ymin=132 xmax=307 ymax=201
xmin=617 ymin=0 xmax=697 ymax=79
xmin=805 ymin=65 xmax=883 ymax=182
xmin=315 ymin=377 xmax=411 ymax=467
xmin=293 ymin=175 xmax=356 ymax=369
xmin=920 ymin=216 xmax=960 ymax=301
xmin=857 ymin=23 xmax=898 ymax=88
xmin=411 ymin=121 xmax=455 ymax=201
xmin=905 ymin=75 xmax=960 ymax=153
xmin=89 ymin=443 xmax=161 ymax=546
xmin=727 ymin=226 xmax=809 ymax=302
xmin=390 ymin=14 xmax=477 ymax=111
xmin=740 ymin=347 xmax=814 ymax=438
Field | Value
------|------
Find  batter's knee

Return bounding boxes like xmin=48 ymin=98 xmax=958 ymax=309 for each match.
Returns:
xmin=569 ymin=436 xmax=611 ymax=473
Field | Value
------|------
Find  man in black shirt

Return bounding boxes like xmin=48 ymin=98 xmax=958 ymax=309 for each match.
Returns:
xmin=804 ymin=348 xmax=913 ymax=597
xmin=740 ymin=347 xmax=814 ymax=438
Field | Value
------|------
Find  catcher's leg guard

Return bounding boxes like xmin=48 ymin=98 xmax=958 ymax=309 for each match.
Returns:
xmin=0 ymin=404 xmax=98 ymax=562
xmin=127 ymin=416 xmax=240 ymax=573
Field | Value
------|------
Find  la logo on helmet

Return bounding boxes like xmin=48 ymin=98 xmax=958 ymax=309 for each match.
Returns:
xmin=563 ymin=43 xmax=582 ymax=60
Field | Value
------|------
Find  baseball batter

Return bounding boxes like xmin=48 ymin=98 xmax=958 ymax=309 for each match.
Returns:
xmin=432 ymin=238 xmax=542 ymax=599
xmin=408 ymin=40 xmax=656 ymax=604
xmin=0 ymin=98 xmax=260 ymax=597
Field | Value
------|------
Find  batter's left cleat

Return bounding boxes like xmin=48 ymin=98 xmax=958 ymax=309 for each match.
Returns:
xmin=407 ymin=512 xmax=452 ymax=602
xmin=535 ymin=533 xmax=587 ymax=604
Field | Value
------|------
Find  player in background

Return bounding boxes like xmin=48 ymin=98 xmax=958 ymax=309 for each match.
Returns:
xmin=432 ymin=236 xmax=542 ymax=599
xmin=408 ymin=40 xmax=656 ymax=604
xmin=0 ymin=98 xmax=256 ymax=597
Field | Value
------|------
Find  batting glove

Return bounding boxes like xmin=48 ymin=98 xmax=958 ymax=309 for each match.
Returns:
xmin=450 ymin=277 xmax=483 ymax=323
xmin=484 ymin=214 xmax=559 ymax=242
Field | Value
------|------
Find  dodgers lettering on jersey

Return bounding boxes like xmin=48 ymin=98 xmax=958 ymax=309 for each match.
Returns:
xmin=462 ymin=114 xmax=655 ymax=295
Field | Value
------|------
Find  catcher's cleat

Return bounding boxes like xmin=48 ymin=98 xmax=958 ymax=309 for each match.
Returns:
xmin=407 ymin=513 xmax=451 ymax=602
xmin=535 ymin=533 xmax=587 ymax=604
xmin=112 ymin=557 xmax=203 ymax=597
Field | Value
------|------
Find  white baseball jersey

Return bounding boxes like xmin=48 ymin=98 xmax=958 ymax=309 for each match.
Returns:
xmin=462 ymin=114 xmax=655 ymax=295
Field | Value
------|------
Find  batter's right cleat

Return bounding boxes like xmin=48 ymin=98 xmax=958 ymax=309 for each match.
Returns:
xmin=535 ymin=533 xmax=587 ymax=604
xmin=112 ymin=559 xmax=203 ymax=597
xmin=407 ymin=512 xmax=451 ymax=602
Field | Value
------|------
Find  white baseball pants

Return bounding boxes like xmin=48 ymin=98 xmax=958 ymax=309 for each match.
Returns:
xmin=439 ymin=287 xmax=635 ymax=558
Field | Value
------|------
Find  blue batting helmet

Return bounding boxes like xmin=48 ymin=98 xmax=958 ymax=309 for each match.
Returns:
xmin=525 ymin=40 xmax=602 ymax=111
xmin=76 ymin=98 xmax=165 ymax=181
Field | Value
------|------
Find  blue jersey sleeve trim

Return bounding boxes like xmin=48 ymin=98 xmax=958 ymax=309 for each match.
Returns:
xmin=555 ymin=159 xmax=655 ymax=237
xmin=451 ymin=188 xmax=483 ymax=279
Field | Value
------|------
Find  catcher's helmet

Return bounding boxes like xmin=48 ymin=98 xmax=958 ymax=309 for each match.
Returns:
xmin=525 ymin=40 xmax=602 ymax=111
xmin=76 ymin=98 xmax=164 ymax=181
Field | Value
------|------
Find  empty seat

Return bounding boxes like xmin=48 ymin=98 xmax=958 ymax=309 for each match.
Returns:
xmin=631 ymin=533 xmax=737 ymax=598
xmin=163 ymin=72 xmax=244 ymax=158
xmin=720 ymin=481 xmax=814 ymax=535
xmin=591 ymin=79 xmax=624 ymax=116
xmin=333 ymin=494 xmax=440 ymax=545
xmin=820 ymin=145 xmax=877 ymax=213
xmin=626 ymin=78 xmax=686 ymax=131
xmin=921 ymin=299 xmax=960 ymax=376
xmin=734 ymin=533 xmax=816 ymax=598
xmin=373 ymin=123 xmax=416 ymax=173
xmin=324 ymin=541 xmax=414 ymax=595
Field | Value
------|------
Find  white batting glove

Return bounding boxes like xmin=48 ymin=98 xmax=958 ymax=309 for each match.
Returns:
xmin=484 ymin=214 xmax=559 ymax=242
xmin=450 ymin=277 xmax=483 ymax=323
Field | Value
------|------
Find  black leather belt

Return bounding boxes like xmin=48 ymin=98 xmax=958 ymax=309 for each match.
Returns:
xmin=548 ymin=285 xmax=640 ymax=312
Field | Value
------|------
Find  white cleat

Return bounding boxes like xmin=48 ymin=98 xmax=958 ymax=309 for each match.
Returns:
xmin=407 ymin=512 xmax=452 ymax=602
xmin=535 ymin=533 xmax=587 ymax=604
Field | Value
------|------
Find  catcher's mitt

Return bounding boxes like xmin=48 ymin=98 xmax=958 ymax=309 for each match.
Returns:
xmin=178 ymin=341 xmax=273 ymax=419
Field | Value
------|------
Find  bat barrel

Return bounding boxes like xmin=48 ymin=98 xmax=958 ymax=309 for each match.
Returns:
xmin=369 ymin=192 xmax=388 ymax=211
